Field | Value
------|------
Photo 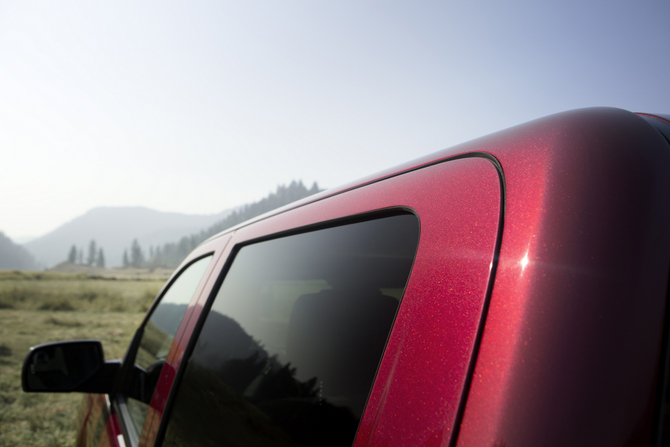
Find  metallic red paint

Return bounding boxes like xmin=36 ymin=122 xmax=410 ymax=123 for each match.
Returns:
xmin=80 ymin=107 xmax=670 ymax=447
xmin=142 ymin=157 xmax=502 ymax=447
xmin=77 ymin=394 xmax=124 ymax=447
xmin=104 ymin=410 xmax=124 ymax=447
xmin=456 ymin=108 xmax=670 ymax=446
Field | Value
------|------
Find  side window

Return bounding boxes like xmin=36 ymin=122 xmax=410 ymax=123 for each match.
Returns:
xmin=124 ymin=255 xmax=213 ymax=436
xmin=163 ymin=214 xmax=419 ymax=447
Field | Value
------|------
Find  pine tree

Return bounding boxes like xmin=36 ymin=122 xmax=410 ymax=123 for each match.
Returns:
xmin=130 ymin=239 xmax=145 ymax=268
xmin=87 ymin=240 xmax=97 ymax=265
xmin=96 ymin=248 xmax=105 ymax=268
xmin=67 ymin=245 xmax=77 ymax=263
xmin=145 ymin=180 xmax=323 ymax=269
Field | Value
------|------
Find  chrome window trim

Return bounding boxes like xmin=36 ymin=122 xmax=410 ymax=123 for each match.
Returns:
xmin=113 ymin=395 xmax=140 ymax=447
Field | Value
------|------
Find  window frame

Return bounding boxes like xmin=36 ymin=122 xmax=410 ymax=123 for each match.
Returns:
xmin=146 ymin=155 xmax=503 ymax=447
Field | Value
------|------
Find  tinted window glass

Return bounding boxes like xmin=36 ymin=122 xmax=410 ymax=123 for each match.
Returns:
xmin=163 ymin=214 xmax=419 ymax=447
xmin=127 ymin=255 xmax=212 ymax=434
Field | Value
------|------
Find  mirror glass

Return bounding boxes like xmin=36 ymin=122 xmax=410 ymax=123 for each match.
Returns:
xmin=26 ymin=341 xmax=103 ymax=391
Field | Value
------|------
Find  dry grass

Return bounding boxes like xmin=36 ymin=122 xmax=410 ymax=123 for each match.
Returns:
xmin=0 ymin=270 xmax=170 ymax=446
xmin=0 ymin=270 xmax=167 ymax=313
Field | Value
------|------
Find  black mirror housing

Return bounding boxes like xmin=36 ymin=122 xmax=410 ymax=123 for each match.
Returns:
xmin=22 ymin=340 xmax=120 ymax=394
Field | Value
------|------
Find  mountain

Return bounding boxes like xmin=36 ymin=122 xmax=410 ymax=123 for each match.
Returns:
xmin=0 ymin=232 xmax=38 ymax=270
xmin=23 ymin=207 xmax=233 ymax=268
xmin=146 ymin=181 xmax=322 ymax=268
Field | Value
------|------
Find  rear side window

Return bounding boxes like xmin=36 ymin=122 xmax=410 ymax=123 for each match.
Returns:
xmin=163 ymin=214 xmax=419 ymax=447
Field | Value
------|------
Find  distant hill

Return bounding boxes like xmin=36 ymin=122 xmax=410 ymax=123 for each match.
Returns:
xmin=0 ymin=232 xmax=37 ymax=270
xmin=24 ymin=207 xmax=233 ymax=268
xmin=145 ymin=181 xmax=322 ymax=268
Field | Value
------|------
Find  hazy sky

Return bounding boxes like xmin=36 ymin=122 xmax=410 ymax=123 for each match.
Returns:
xmin=1 ymin=1 xmax=669 ymax=242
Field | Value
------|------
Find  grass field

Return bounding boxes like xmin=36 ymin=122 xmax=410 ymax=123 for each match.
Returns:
xmin=0 ymin=270 xmax=170 ymax=447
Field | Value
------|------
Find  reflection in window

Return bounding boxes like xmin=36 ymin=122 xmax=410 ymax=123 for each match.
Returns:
xmin=127 ymin=255 xmax=212 ymax=434
xmin=164 ymin=214 xmax=419 ymax=447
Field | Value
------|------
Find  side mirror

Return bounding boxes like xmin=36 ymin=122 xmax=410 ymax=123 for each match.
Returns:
xmin=22 ymin=340 xmax=120 ymax=394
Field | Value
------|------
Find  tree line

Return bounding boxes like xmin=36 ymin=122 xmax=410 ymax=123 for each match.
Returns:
xmin=121 ymin=180 xmax=322 ymax=270
xmin=67 ymin=240 xmax=105 ymax=268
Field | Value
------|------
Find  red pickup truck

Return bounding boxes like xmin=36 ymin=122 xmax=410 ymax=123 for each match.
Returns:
xmin=23 ymin=108 xmax=670 ymax=446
